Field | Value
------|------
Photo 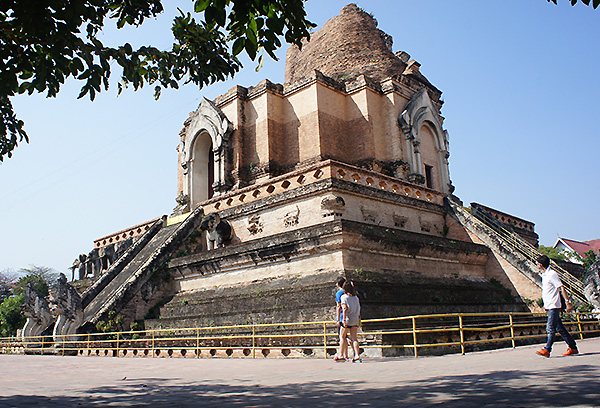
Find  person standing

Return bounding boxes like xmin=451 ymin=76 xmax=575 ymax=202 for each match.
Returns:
xmin=536 ymin=255 xmax=579 ymax=358
xmin=340 ymin=281 xmax=362 ymax=363
xmin=334 ymin=277 xmax=347 ymax=361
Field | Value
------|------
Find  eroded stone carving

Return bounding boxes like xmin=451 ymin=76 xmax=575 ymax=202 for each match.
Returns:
xmin=85 ymin=248 xmax=100 ymax=277
xmin=49 ymin=274 xmax=83 ymax=343
xmin=584 ymin=260 xmax=600 ymax=314
xmin=73 ymin=237 xmax=134 ymax=281
xmin=172 ymin=193 xmax=190 ymax=216
xmin=21 ymin=283 xmax=54 ymax=342
xmin=99 ymin=243 xmax=115 ymax=272
xmin=283 ymin=206 xmax=300 ymax=228
xmin=69 ymin=256 xmax=82 ymax=281
xmin=393 ymin=214 xmax=408 ymax=228
xmin=361 ymin=206 xmax=379 ymax=224
xmin=200 ymin=212 xmax=233 ymax=249
xmin=247 ymin=214 xmax=264 ymax=235
xmin=321 ymin=195 xmax=345 ymax=218
xmin=114 ymin=237 xmax=133 ymax=261
xmin=419 ymin=217 xmax=432 ymax=233
xmin=71 ymin=254 xmax=87 ymax=280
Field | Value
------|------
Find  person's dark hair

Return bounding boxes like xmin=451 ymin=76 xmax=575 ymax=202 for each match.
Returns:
xmin=336 ymin=277 xmax=346 ymax=288
xmin=342 ymin=281 xmax=356 ymax=296
xmin=537 ymin=255 xmax=550 ymax=269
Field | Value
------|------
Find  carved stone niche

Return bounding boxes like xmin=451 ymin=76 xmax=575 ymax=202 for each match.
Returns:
xmin=180 ymin=98 xmax=234 ymax=208
xmin=321 ymin=195 xmax=346 ymax=218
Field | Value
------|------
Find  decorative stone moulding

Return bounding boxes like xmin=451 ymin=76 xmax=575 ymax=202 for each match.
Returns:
xmin=94 ymin=219 xmax=157 ymax=248
xmin=180 ymin=98 xmax=234 ymax=208
xmin=188 ymin=160 xmax=443 ymax=219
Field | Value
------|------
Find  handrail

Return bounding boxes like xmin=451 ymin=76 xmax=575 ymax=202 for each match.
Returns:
xmin=469 ymin=206 xmax=588 ymax=305
xmin=2 ymin=311 xmax=598 ymax=359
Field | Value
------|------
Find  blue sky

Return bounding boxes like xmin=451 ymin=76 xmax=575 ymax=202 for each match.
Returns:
xmin=1 ymin=0 xmax=598 ymax=275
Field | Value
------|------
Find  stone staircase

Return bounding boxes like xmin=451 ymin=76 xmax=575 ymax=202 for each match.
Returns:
xmin=446 ymin=197 xmax=589 ymax=306
xmin=80 ymin=205 xmax=206 ymax=326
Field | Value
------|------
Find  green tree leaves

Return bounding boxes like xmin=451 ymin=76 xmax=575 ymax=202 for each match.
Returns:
xmin=538 ymin=245 xmax=570 ymax=262
xmin=578 ymin=249 xmax=598 ymax=271
xmin=0 ymin=293 xmax=26 ymax=337
xmin=0 ymin=0 xmax=314 ymax=161
xmin=547 ymin=0 xmax=600 ymax=9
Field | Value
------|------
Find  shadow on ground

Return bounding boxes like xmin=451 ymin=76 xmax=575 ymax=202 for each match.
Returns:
xmin=1 ymin=364 xmax=598 ymax=407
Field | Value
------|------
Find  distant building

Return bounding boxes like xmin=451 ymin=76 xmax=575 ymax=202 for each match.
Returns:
xmin=554 ymin=238 xmax=600 ymax=264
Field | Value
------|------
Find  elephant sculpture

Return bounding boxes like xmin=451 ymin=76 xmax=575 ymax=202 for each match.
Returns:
xmin=114 ymin=237 xmax=133 ymax=261
xmin=199 ymin=212 xmax=233 ymax=250
xmin=85 ymin=248 xmax=100 ymax=277
xmin=99 ymin=243 xmax=115 ymax=273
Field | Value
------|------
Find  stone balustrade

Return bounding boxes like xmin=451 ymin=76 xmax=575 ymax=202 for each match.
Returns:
xmin=94 ymin=218 xmax=158 ymax=248
xmin=190 ymin=159 xmax=444 ymax=218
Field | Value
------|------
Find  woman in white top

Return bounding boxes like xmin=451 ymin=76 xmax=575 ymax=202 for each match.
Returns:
xmin=340 ymin=281 xmax=361 ymax=362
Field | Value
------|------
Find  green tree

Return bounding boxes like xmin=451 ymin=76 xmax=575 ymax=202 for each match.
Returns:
xmin=12 ymin=266 xmax=59 ymax=297
xmin=0 ymin=266 xmax=59 ymax=337
xmin=578 ymin=249 xmax=598 ymax=271
xmin=1 ymin=0 xmax=314 ymax=161
xmin=547 ymin=0 xmax=600 ymax=8
xmin=538 ymin=245 xmax=570 ymax=262
xmin=0 ymin=293 xmax=25 ymax=337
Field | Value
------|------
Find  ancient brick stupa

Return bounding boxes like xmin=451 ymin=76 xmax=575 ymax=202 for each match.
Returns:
xmin=62 ymin=4 xmax=542 ymax=340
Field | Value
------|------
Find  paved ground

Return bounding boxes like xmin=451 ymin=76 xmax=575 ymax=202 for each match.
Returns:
xmin=1 ymin=338 xmax=599 ymax=407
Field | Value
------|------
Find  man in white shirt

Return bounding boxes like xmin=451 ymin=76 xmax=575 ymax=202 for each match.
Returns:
xmin=536 ymin=255 xmax=579 ymax=357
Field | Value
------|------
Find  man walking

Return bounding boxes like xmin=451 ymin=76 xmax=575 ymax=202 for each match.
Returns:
xmin=536 ymin=255 xmax=579 ymax=357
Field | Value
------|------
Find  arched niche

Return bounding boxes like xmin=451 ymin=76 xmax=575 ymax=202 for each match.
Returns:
xmin=180 ymin=98 xmax=233 ymax=209
xmin=188 ymin=131 xmax=214 ymax=205
xmin=418 ymin=122 xmax=440 ymax=189
xmin=398 ymin=88 xmax=453 ymax=195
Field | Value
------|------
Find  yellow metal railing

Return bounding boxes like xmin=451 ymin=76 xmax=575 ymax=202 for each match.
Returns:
xmin=1 ymin=312 xmax=598 ymax=358
xmin=469 ymin=207 xmax=588 ymax=305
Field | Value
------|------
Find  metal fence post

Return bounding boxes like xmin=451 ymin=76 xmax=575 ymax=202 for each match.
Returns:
xmin=576 ymin=313 xmax=584 ymax=340
xmin=459 ymin=315 xmax=465 ymax=355
xmin=412 ymin=317 xmax=418 ymax=358
xmin=196 ymin=328 xmax=200 ymax=358
xmin=252 ymin=325 xmax=256 ymax=359
xmin=509 ymin=314 xmax=515 ymax=349
xmin=116 ymin=332 xmax=120 ymax=357
xmin=152 ymin=331 xmax=155 ymax=358
xmin=323 ymin=322 xmax=328 ymax=359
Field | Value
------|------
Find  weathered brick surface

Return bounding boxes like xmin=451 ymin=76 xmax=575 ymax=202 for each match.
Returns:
xmin=285 ymin=4 xmax=407 ymax=85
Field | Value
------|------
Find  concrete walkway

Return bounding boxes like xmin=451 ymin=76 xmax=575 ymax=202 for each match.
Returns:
xmin=1 ymin=338 xmax=599 ymax=407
